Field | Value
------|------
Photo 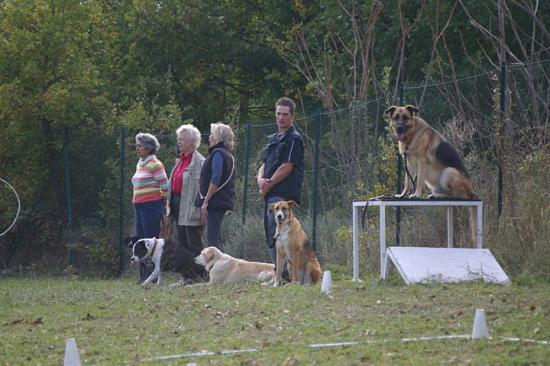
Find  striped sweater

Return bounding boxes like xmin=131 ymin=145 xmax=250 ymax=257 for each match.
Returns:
xmin=132 ymin=155 xmax=169 ymax=204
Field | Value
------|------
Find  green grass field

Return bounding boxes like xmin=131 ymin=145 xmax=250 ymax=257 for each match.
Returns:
xmin=1 ymin=269 xmax=549 ymax=365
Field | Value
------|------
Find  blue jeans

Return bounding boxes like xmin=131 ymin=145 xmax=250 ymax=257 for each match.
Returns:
xmin=207 ymin=209 xmax=226 ymax=252
xmin=135 ymin=199 xmax=164 ymax=239
xmin=264 ymin=196 xmax=286 ymax=264
xmin=134 ymin=199 xmax=164 ymax=281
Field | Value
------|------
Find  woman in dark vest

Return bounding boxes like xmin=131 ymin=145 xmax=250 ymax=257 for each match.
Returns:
xmin=199 ymin=122 xmax=236 ymax=252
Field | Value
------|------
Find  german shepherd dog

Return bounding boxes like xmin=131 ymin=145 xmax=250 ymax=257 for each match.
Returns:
xmin=384 ymin=105 xmax=479 ymax=241
xmin=271 ymin=200 xmax=322 ymax=286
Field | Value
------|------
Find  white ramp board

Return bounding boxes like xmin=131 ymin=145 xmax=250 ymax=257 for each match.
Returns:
xmin=386 ymin=247 xmax=510 ymax=285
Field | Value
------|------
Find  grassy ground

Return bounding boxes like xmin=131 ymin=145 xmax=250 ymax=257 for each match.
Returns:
xmin=1 ymin=268 xmax=549 ymax=365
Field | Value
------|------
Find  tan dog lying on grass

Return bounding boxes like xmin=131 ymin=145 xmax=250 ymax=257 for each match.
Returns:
xmin=194 ymin=246 xmax=275 ymax=285
xmin=271 ymin=200 xmax=322 ymax=287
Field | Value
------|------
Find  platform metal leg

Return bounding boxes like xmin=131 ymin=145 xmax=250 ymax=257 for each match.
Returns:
xmin=380 ymin=205 xmax=386 ymax=278
xmin=447 ymin=206 xmax=454 ymax=248
xmin=352 ymin=205 xmax=360 ymax=281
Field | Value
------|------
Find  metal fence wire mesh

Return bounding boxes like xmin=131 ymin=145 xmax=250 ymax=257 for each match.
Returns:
xmin=236 ymin=97 xmax=388 ymax=221
xmin=1 ymin=60 xmax=549 ymax=274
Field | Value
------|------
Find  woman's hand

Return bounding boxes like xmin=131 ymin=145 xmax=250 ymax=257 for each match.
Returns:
xmin=200 ymin=202 xmax=208 ymax=225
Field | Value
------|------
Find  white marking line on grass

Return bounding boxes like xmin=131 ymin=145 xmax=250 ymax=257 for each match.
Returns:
xmin=136 ymin=336 xmax=550 ymax=362
xmin=310 ymin=334 xmax=469 ymax=349
xmin=148 ymin=351 xmax=215 ymax=362
xmin=309 ymin=335 xmax=550 ymax=350
xmin=310 ymin=341 xmax=363 ymax=348
xmin=401 ymin=335 xmax=471 ymax=342
xmin=220 ymin=348 xmax=258 ymax=355
xmin=500 ymin=337 xmax=550 ymax=345
xmin=140 ymin=348 xmax=257 ymax=362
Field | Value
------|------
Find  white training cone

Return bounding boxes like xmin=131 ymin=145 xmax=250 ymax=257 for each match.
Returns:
xmin=471 ymin=309 xmax=490 ymax=339
xmin=321 ymin=270 xmax=332 ymax=293
xmin=64 ymin=338 xmax=81 ymax=366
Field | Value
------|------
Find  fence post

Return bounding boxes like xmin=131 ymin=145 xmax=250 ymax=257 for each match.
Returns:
xmin=396 ymin=81 xmax=405 ymax=245
xmin=311 ymin=110 xmax=321 ymax=251
xmin=497 ymin=61 xmax=506 ymax=217
xmin=118 ymin=127 xmax=125 ymax=275
xmin=63 ymin=127 xmax=74 ymax=266
xmin=241 ymin=122 xmax=252 ymax=225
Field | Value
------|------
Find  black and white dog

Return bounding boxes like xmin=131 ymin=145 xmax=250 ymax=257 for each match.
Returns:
xmin=127 ymin=237 xmax=206 ymax=285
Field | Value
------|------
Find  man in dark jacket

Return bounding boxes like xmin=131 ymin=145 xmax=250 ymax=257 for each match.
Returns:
xmin=257 ymin=97 xmax=304 ymax=264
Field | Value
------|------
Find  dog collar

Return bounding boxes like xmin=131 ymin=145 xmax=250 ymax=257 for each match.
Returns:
xmin=150 ymin=239 xmax=158 ymax=257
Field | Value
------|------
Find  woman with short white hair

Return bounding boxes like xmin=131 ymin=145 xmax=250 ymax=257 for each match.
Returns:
xmin=132 ymin=132 xmax=169 ymax=281
xmin=198 ymin=122 xmax=236 ymax=252
xmin=167 ymin=125 xmax=205 ymax=278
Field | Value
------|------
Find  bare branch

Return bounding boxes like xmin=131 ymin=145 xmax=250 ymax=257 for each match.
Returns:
xmin=358 ymin=0 xmax=383 ymax=99
xmin=510 ymin=0 xmax=550 ymax=42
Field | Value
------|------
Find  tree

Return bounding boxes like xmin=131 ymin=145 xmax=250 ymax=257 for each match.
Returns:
xmin=0 ymin=0 xmax=109 ymax=265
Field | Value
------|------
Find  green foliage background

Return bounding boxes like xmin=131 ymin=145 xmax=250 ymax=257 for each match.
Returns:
xmin=1 ymin=0 xmax=549 ymax=278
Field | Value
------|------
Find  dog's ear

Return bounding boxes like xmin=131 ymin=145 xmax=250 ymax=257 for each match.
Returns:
xmin=405 ymin=105 xmax=419 ymax=116
xmin=287 ymin=200 xmax=298 ymax=208
xmin=125 ymin=236 xmax=137 ymax=248
xmin=204 ymin=246 xmax=216 ymax=261
xmin=269 ymin=202 xmax=277 ymax=213
xmin=384 ymin=106 xmax=397 ymax=117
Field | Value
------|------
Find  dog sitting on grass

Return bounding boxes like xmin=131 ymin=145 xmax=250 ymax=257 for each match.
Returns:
xmin=271 ymin=200 xmax=322 ymax=287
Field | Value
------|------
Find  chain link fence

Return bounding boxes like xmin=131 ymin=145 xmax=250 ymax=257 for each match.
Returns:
xmin=1 ymin=60 xmax=548 ymax=276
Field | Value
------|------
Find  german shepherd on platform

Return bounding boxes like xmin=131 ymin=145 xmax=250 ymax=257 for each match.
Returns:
xmin=384 ymin=105 xmax=479 ymax=241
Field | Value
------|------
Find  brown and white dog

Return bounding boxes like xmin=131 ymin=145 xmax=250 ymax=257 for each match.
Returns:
xmin=385 ymin=105 xmax=479 ymax=240
xmin=271 ymin=200 xmax=322 ymax=286
xmin=194 ymin=246 xmax=275 ymax=285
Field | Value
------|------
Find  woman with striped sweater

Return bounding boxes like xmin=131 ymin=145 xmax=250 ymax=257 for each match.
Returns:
xmin=132 ymin=132 xmax=169 ymax=281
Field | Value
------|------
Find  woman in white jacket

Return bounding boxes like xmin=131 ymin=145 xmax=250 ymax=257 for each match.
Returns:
xmin=167 ymin=124 xmax=205 ymax=269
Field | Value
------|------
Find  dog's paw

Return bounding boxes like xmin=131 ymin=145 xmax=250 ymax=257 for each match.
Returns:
xmin=408 ymin=192 xmax=422 ymax=199
xmin=395 ymin=192 xmax=413 ymax=198
xmin=262 ymin=278 xmax=275 ymax=287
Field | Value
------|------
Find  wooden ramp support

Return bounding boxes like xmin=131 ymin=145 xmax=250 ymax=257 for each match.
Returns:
xmin=384 ymin=247 xmax=510 ymax=285
xmin=64 ymin=338 xmax=81 ymax=366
